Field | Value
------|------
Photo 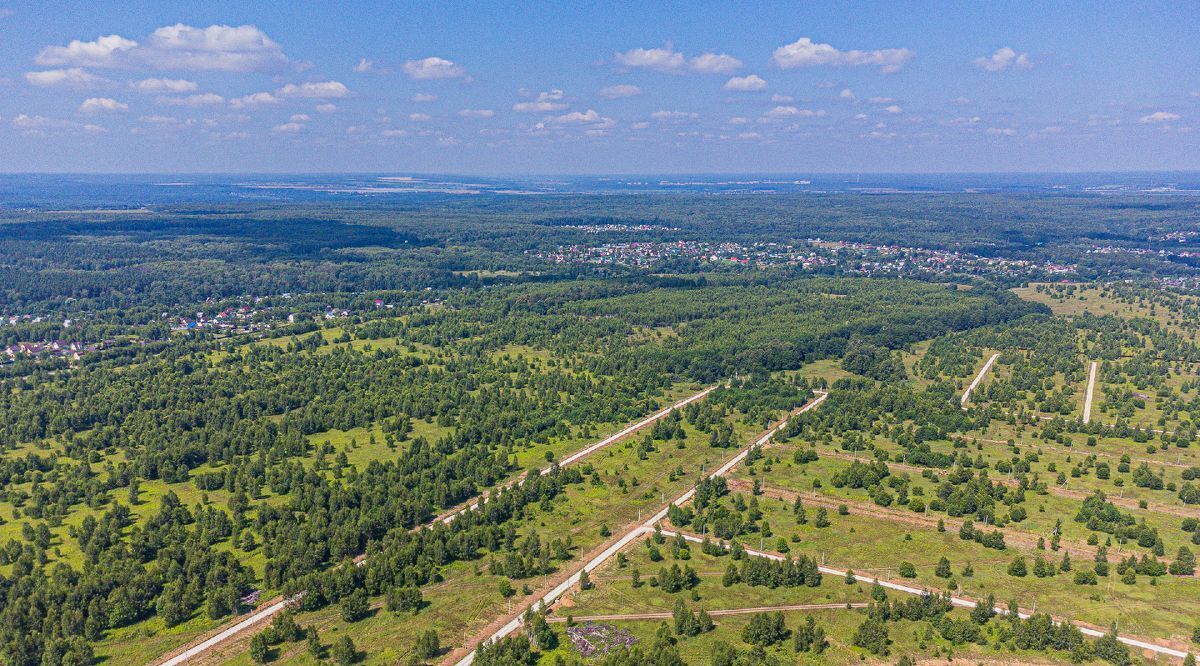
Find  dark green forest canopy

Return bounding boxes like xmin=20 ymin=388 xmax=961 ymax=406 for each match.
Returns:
xmin=1 ymin=191 xmax=1198 ymax=314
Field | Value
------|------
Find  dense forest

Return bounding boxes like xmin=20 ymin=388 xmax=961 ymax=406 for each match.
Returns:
xmin=1 ymin=190 xmax=1199 ymax=666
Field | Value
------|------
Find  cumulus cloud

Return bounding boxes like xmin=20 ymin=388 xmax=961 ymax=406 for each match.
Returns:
xmin=723 ymin=74 xmax=767 ymax=91
xmin=614 ymin=46 xmax=685 ymax=72
xmin=763 ymin=105 xmax=825 ymax=118
xmin=131 ymin=77 xmax=197 ymax=93
xmin=689 ymin=53 xmax=742 ymax=74
xmin=412 ymin=93 xmax=437 ymax=103
xmin=974 ymin=47 xmax=1032 ymax=72
xmin=884 ymin=105 xmax=903 ymax=114
xmin=25 ymin=68 xmax=109 ymax=88
xmin=34 ymin=24 xmax=291 ymax=72
xmin=79 ymin=97 xmax=127 ymax=114
xmin=458 ymin=108 xmax=495 ymax=118
xmin=229 ymin=91 xmax=280 ymax=107
xmin=950 ymin=97 xmax=972 ymax=106
xmin=771 ymin=93 xmax=794 ymax=103
xmin=986 ymin=127 xmax=1016 ymax=136
xmin=1139 ymin=111 xmax=1180 ymax=124
xmin=549 ymin=109 xmax=613 ymax=127
xmin=353 ymin=58 xmax=375 ymax=73
xmin=157 ymin=92 xmax=225 ymax=106
xmin=289 ymin=113 xmax=310 ymax=123
xmin=12 ymin=114 xmax=106 ymax=134
xmin=771 ymin=37 xmax=912 ymax=73
xmin=36 ymin=34 xmax=138 ymax=68
xmin=514 ymin=90 xmax=568 ymax=112
xmin=839 ymin=88 xmax=856 ymax=101
xmin=277 ymin=81 xmax=349 ymax=98
xmin=143 ymin=24 xmax=288 ymax=71
xmin=409 ymin=112 xmax=432 ymax=121
xmin=615 ymin=46 xmax=742 ymax=74
xmin=651 ymin=110 xmax=699 ymax=121
xmin=272 ymin=122 xmax=304 ymax=133
xmin=598 ymin=84 xmax=642 ymax=99
xmin=403 ymin=57 xmax=467 ymax=80
xmin=315 ymin=103 xmax=337 ymax=113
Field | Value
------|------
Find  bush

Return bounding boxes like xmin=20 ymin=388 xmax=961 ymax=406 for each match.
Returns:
xmin=853 ymin=617 xmax=890 ymax=655
xmin=898 ymin=562 xmax=917 ymax=578
xmin=340 ymin=590 xmax=369 ymax=623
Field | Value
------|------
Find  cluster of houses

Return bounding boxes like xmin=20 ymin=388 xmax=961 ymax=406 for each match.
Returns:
xmin=533 ymin=238 xmax=1077 ymax=279
xmin=3 ymin=340 xmax=98 ymax=362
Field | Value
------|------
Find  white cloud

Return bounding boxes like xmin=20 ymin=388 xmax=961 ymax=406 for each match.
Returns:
xmin=986 ymin=127 xmax=1016 ymax=136
xmin=763 ymin=105 xmax=825 ymax=118
xmin=839 ymin=88 xmax=856 ymax=101
xmin=771 ymin=37 xmax=912 ymax=73
xmin=615 ymin=46 xmax=685 ymax=72
xmin=631 ymin=121 xmax=650 ymax=130
xmin=1139 ymin=111 xmax=1180 ymax=124
xmin=690 ymin=53 xmax=742 ymax=74
xmin=230 ymin=92 xmax=280 ymax=107
xmin=651 ymin=110 xmax=699 ymax=121
xmin=272 ymin=122 xmax=304 ymax=133
xmin=12 ymin=114 xmax=105 ymax=134
xmin=729 ymin=116 xmax=752 ymax=125
xmin=157 ymin=92 xmax=225 ymax=106
xmin=412 ymin=93 xmax=437 ymax=103
xmin=974 ymin=47 xmax=1032 ymax=72
xmin=289 ymin=113 xmax=310 ymax=123
xmin=34 ymin=24 xmax=290 ymax=72
xmin=950 ymin=96 xmax=972 ymax=106
xmin=144 ymin=24 xmax=288 ymax=71
xmin=79 ymin=97 xmax=127 ymax=114
xmin=409 ymin=113 xmax=432 ymax=122
xmin=25 ymin=68 xmax=109 ymax=88
xmin=277 ymin=81 xmax=349 ymax=98
xmin=315 ymin=103 xmax=337 ymax=113
xmin=598 ymin=84 xmax=642 ymax=99
xmin=884 ymin=105 xmax=903 ymax=114
xmin=36 ymin=34 xmax=138 ymax=68
xmin=353 ymin=58 xmax=375 ymax=73
xmin=550 ymin=109 xmax=613 ymax=126
xmin=513 ymin=101 xmax=568 ymax=113
xmin=771 ymin=93 xmax=793 ymax=103
xmin=458 ymin=108 xmax=495 ymax=118
xmin=381 ymin=128 xmax=407 ymax=137
xmin=131 ymin=77 xmax=197 ymax=93
xmin=868 ymin=96 xmax=895 ymax=104
xmin=723 ymin=74 xmax=767 ymax=92
xmin=737 ymin=132 xmax=761 ymax=140
xmin=615 ymin=46 xmax=743 ymax=75
xmin=403 ymin=57 xmax=467 ymax=80
xmin=514 ymin=91 xmax=569 ymax=113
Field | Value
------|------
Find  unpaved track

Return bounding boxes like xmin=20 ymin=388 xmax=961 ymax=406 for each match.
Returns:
xmin=544 ymin=602 xmax=870 ymax=623
xmin=153 ymin=385 xmax=717 ymax=666
xmin=663 ymin=529 xmax=1189 ymax=661
xmin=725 ymin=478 xmax=1102 ymax=562
xmin=812 ymin=447 xmax=1200 ymax=520
xmin=1083 ymin=361 xmax=1098 ymax=424
xmin=961 ymin=353 xmax=999 ymax=408
xmin=448 ymin=391 xmax=828 ymax=665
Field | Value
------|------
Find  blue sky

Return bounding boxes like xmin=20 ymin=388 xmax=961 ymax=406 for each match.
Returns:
xmin=0 ymin=0 xmax=1196 ymax=173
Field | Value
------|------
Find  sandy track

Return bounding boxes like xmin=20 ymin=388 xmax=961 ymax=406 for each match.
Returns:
xmin=448 ymin=391 xmax=828 ymax=665
xmin=153 ymin=385 xmax=717 ymax=666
